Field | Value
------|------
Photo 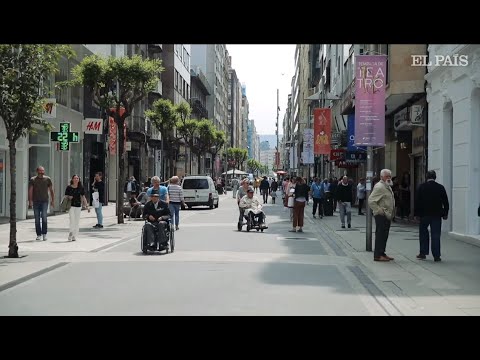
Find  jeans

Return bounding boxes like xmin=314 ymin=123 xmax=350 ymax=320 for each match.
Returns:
xmin=339 ymin=202 xmax=352 ymax=225
xmin=358 ymin=198 xmax=365 ymax=214
xmin=169 ymin=203 xmax=181 ymax=226
xmin=95 ymin=203 xmax=103 ymax=226
xmin=419 ymin=216 xmax=442 ymax=258
xmin=33 ymin=201 xmax=48 ymax=236
xmin=312 ymin=197 xmax=323 ymax=216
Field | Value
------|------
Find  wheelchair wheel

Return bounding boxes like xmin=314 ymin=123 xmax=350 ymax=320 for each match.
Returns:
xmin=141 ymin=225 xmax=148 ymax=254
xmin=169 ymin=224 xmax=175 ymax=253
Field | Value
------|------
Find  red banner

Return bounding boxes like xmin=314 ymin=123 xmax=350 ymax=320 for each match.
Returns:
xmin=108 ymin=117 xmax=127 ymax=155
xmin=314 ymin=108 xmax=332 ymax=155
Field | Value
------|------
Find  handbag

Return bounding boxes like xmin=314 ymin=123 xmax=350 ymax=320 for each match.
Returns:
xmin=60 ymin=196 xmax=71 ymax=212
xmin=92 ymin=191 xmax=100 ymax=208
xmin=287 ymin=196 xmax=295 ymax=208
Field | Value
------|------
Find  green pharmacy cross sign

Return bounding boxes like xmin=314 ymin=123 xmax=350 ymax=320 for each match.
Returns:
xmin=50 ymin=122 xmax=79 ymax=151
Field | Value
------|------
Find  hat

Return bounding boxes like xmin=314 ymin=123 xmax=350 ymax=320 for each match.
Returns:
xmin=247 ymin=186 xmax=254 ymax=193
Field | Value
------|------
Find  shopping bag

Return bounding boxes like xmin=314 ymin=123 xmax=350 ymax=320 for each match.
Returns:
xmin=92 ymin=191 xmax=100 ymax=208
xmin=60 ymin=196 xmax=71 ymax=212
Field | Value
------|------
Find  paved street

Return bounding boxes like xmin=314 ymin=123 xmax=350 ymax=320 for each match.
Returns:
xmin=1 ymin=195 xmax=480 ymax=315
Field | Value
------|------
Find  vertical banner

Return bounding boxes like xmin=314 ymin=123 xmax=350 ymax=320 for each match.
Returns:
xmin=314 ymin=108 xmax=332 ymax=155
xmin=303 ymin=129 xmax=314 ymax=164
xmin=347 ymin=114 xmax=366 ymax=152
xmin=354 ymin=55 xmax=387 ymax=146
xmin=108 ymin=118 xmax=127 ymax=155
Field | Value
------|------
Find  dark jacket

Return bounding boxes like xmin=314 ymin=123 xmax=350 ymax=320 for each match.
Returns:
xmin=143 ymin=200 xmax=171 ymax=221
xmin=294 ymin=183 xmax=310 ymax=199
xmin=260 ymin=179 xmax=270 ymax=190
xmin=414 ymin=180 xmax=449 ymax=217
xmin=336 ymin=183 xmax=353 ymax=202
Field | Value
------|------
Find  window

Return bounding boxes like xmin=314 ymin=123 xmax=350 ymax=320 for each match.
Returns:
xmin=55 ymin=56 xmax=68 ymax=106
xmin=29 ymin=128 xmax=50 ymax=145
xmin=174 ymin=70 xmax=179 ymax=90
xmin=182 ymin=179 xmax=209 ymax=189
xmin=69 ymin=142 xmax=82 ymax=178
xmin=29 ymin=147 xmax=50 ymax=179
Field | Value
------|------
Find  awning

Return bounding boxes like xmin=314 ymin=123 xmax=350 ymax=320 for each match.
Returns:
xmin=305 ymin=91 xmax=321 ymax=101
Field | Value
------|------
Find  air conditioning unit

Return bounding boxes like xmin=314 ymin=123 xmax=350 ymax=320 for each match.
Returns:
xmin=410 ymin=105 xmax=424 ymax=124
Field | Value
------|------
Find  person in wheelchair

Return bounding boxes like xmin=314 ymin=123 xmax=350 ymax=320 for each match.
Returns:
xmin=142 ymin=192 xmax=171 ymax=249
xmin=239 ymin=186 xmax=266 ymax=228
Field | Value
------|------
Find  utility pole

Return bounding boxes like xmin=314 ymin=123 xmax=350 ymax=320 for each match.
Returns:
xmin=276 ymin=88 xmax=279 ymax=172
xmin=366 ymin=146 xmax=373 ymax=251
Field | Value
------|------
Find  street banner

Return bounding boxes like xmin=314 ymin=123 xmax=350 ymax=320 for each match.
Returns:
xmin=303 ymin=128 xmax=314 ymax=164
xmin=347 ymin=114 xmax=366 ymax=152
xmin=313 ymin=108 xmax=331 ymax=155
xmin=354 ymin=55 xmax=387 ymax=146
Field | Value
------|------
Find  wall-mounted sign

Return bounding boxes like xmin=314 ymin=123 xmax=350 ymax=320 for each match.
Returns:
xmin=83 ymin=118 xmax=103 ymax=134
xmin=50 ymin=122 xmax=79 ymax=151
xmin=42 ymin=98 xmax=56 ymax=119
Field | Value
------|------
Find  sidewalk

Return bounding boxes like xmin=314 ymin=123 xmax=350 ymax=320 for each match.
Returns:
xmin=304 ymin=206 xmax=480 ymax=315
xmin=0 ymin=203 xmax=139 ymax=254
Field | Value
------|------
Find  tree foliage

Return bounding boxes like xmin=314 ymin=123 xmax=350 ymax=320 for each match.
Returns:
xmin=68 ymin=54 xmax=164 ymax=224
xmin=0 ymin=44 xmax=74 ymax=141
xmin=0 ymin=44 xmax=75 ymax=258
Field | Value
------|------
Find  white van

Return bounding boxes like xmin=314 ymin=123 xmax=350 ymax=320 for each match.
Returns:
xmin=182 ymin=176 xmax=219 ymax=209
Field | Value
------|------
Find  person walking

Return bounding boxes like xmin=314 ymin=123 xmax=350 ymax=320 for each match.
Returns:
xmin=65 ymin=175 xmax=90 ymax=241
xmin=336 ymin=176 xmax=353 ymax=229
xmin=28 ymin=166 xmax=55 ymax=241
xmin=414 ymin=170 xmax=449 ymax=262
xmin=167 ymin=176 xmax=187 ymax=231
xmin=290 ymin=177 xmax=309 ymax=233
xmin=92 ymin=172 xmax=105 ymax=228
xmin=357 ymin=178 xmax=366 ymax=215
xmin=147 ymin=176 xmax=169 ymax=203
xmin=368 ymin=169 xmax=395 ymax=262
xmin=310 ymin=177 xmax=324 ymax=219
xmin=260 ymin=176 xmax=270 ymax=204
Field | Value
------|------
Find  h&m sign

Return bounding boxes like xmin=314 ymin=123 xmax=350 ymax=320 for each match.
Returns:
xmin=83 ymin=118 xmax=104 ymax=135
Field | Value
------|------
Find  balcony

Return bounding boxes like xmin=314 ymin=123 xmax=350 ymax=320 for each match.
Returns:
xmin=340 ymin=79 xmax=355 ymax=115
xmin=190 ymin=98 xmax=208 ymax=119
xmin=148 ymin=44 xmax=162 ymax=53
xmin=385 ymin=45 xmax=427 ymax=115
xmin=127 ymin=116 xmax=146 ymax=142
xmin=149 ymin=80 xmax=162 ymax=97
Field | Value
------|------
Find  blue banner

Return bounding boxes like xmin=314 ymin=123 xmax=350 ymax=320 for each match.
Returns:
xmin=347 ymin=114 xmax=366 ymax=152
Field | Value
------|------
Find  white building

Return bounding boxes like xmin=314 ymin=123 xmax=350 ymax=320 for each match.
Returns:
xmin=425 ymin=44 xmax=480 ymax=239
xmin=260 ymin=149 xmax=276 ymax=175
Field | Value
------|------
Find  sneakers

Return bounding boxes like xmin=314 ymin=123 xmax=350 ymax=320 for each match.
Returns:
xmin=416 ymin=254 xmax=426 ymax=260
xmin=42 ymin=235 xmax=47 ymax=241
xmin=348 ymin=224 xmax=351 ymax=229
xmin=36 ymin=235 xmax=42 ymax=241
xmin=68 ymin=232 xmax=73 ymax=241
xmin=93 ymin=224 xmax=104 ymax=228
xmin=71 ymin=237 xmax=76 ymax=242
xmin=341 ymin=224 xmax=345 ymax=229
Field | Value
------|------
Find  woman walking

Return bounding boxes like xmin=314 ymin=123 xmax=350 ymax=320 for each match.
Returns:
xmin=65 ymin=175 xmax=90 ymax=241
xmin=167 ymin=176 xmax=187 ymax=230
xmin=290 ymin=177 xmax=309 ymax=233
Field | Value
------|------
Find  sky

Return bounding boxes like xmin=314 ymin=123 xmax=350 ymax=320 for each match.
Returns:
xmin=226 ymin=45 xmax=296 ymax=135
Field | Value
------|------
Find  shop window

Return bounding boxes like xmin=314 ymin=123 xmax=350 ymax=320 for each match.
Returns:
xmin=29 ymin=146 xmax=50 ymax=179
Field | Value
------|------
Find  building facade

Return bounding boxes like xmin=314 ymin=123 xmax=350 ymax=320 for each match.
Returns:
xmin=426 ymin=44 xmax=480 ymax=237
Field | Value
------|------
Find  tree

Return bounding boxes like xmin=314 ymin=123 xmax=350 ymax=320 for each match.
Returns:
xmin=0 ymin=44 xmax=74 ymax=258
xmin=227 ymin=148 xmax=248 ymax=178
xmin=145 ymin=98 xmax=177 ymax=180
xmin=247 ymin=158 xmax=261 ymax=176
xmin=195 ymin=119 xmax=217 ymax=174
xmin=175 ymin=102 xmax=198 ymax=176
xmin=69 ymin=54 xmax=163 ymax=224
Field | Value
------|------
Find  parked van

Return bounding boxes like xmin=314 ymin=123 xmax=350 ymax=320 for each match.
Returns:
xmin=182 ymin=176 xmax=219 ymax=209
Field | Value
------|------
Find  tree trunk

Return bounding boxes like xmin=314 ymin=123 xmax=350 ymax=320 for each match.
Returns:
xmin=117 ymin=115 xmax=125 ymax=224
xmin=198 ymin=153 xmax=201 ymax=175
xmin=7 ymin=139 xmax=18 ymax=258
